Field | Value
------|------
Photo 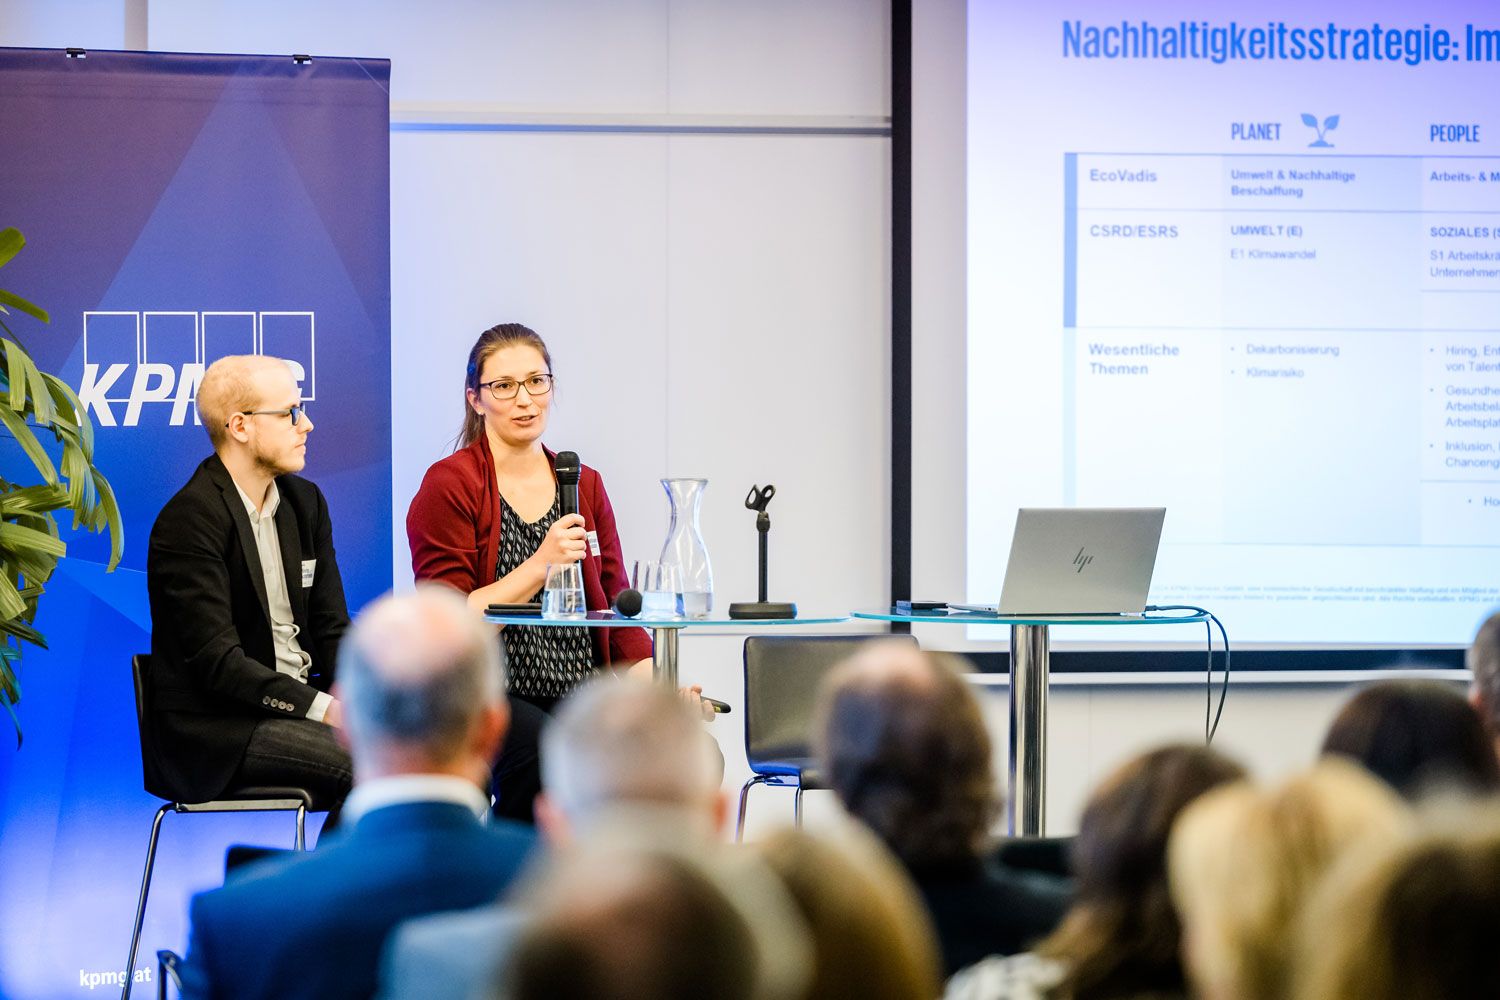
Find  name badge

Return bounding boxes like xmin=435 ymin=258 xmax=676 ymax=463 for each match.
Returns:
xmin=586 ymin=531 xmax=601 ymax=557
xmin=301 ymin=559 xmax=316 ymax=588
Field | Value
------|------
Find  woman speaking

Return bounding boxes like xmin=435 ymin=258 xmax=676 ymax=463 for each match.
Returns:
xmin=407 ymin=322 xmax=676 ymax=820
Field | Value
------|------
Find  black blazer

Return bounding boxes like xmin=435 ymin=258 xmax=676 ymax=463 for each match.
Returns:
xmin=912 ymin=856 xmax=1073 ymax=977
xmin=146 ymin=454 xmax=350 ymax=802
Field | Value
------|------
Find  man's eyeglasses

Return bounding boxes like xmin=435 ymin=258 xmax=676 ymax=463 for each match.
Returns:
xmin=230 ymin=405 xmax=306 ymax=427
xmin=476 ymin=374 xmax=555 ymax=401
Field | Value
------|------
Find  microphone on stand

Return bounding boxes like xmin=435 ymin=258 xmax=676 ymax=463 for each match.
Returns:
xmin=555 ymin=451 xmax=581 ymax=518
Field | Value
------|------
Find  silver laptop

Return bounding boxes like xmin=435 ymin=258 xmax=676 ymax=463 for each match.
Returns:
xmin=960 ymin=507 xmax=1166 ymax=616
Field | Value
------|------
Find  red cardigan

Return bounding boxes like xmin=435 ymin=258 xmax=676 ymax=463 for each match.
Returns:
xmin=406 ymin=438 xmax=651 ymax=668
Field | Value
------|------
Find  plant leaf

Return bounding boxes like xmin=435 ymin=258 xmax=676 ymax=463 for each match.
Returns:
xmin=0 ymin=484 xmax=69 ymax=516
xmin=42 ymin=373 xmax=92 ymax=457
xmin=2 ymin=338 xmax=54 ymax=425
xmin=1323 ymin=115 xmax=1339 ymax=131
xmin=1300 ymin=113 xmax=1318 ymax=128
xmin=93 ymin=468 xmax=124 ymax=571
xmin=0 ymin=521 xmax=67 ymax=560
xmin=0 ymin=615 xmax=45 ymax=648
xmin=0 ymin=289 xmax=49 ymax=325
xmin=0 ymin=404 xmax=59 ymax=484
xmin=0 ymin=228 xmax=22 ymax=269
xmin=0 ymin=570 xmax=28 ymax=622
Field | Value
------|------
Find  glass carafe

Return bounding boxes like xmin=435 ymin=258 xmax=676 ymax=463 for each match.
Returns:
xmin=658 ymin=477 xmax=713 ymax=618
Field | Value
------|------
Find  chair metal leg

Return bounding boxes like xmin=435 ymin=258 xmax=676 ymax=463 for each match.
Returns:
xmin=294 ymin=804 xmax=307 ymax=851
xmin=793 ymin=780 xmax=806 ymax=828
xmin=156 ymin=949 xmax=182 ymax=1000
xmin=735 ymin=775 xmax=773 ymax=843
xmin=122 ymin=804 xmax=172 ymax=1000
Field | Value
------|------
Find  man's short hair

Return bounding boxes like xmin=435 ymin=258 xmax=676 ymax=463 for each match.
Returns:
xmin=540 ymin=678 xmax=719 ymax=825
xmin=504 ymin=849 xmax=758 ymax=1000
xmin=196 ymin=355 xmax=293 ymax=448
xmin=1470 ymin=611 xmax=1500 ymax=732
xmin=337 ymin=585 xmax=504 ymax=763
xmin=814 ymin=644 xmax=998 ymax=867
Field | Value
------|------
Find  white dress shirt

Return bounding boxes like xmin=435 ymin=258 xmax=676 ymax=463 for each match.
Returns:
xmin=234 ymin=478 xmax=332 ymax=722
xmin=342 ymin=774 xmax=492 ymax=826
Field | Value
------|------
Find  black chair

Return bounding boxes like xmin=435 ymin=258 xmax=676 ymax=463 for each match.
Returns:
xmin=993 ymin=836 xmax=1075 ymax=880
xmin=735 ymin=633 xmax=917 ymax=840
xmin=122 ymin=654 xmax=315 ymax=1000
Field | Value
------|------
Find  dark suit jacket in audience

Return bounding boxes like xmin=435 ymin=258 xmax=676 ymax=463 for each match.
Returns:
xmin=913 ymin=856 xmax=1072 ymax=977
xmin=179 ymin=800 xmax=535 ymax=1000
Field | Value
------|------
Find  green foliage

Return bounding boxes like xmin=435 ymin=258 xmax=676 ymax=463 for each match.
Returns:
xmin=0 ymin=227 xmax=123 ymax=746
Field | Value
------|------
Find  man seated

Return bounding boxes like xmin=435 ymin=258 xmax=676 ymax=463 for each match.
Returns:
xmin=378 ymin=677 xmax=724 ymax=1000
xmin=813 ymin=643 xmax=1071 ymax=977
xmin=178 ymin=586 xmax=536 ymax=1000
xmin=147 ymin=355 xmax=351 ymax=811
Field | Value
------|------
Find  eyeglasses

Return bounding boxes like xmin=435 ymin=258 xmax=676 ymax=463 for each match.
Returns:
xmin=230 ymin=405 xmax=306 ymax=427
xmin=477 ymin=374 xmax=555 ymax=401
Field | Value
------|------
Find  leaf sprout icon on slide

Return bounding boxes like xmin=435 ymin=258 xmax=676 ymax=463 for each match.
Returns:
xmin=1302 ymin=113 xmax=1339 ymax=148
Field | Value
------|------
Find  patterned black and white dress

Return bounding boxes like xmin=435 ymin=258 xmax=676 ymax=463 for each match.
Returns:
xmin=494 ymin=492 xmax=596 ymax=701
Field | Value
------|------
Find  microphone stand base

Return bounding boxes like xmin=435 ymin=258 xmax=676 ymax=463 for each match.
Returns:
xmin=728 ymin=601 xmax=797 ymax=620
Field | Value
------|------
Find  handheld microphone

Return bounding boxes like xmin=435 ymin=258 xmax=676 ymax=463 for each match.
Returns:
xmin=555 ymin=451 xmax=581 ymax=519
xmin=614 ymin=588 xmax=643 ymax=618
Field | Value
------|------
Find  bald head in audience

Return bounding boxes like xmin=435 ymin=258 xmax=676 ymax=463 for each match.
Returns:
xmin=535 ymin=677 xmax=726 ymax=841
xmin=336 ymin=585 xmax=508 ymax=787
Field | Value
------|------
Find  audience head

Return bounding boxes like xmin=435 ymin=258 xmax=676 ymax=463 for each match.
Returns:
xmin=502 ymin=834 xmax=810 ymax=1000
xmin=752 ymin=828 xmax=942 ymax=1000
xmin=1321 ymin=678 xmax=1500 ymax=800
xmin=536 ymin=677 xmax=725 ymax=841
xmin=1037 ymin=744 xmax=1247 ymax=999
xmin=1470 ymin=610 xmax=1500 ymax=735
xmin=504 ymin=848 xmax=756 ymax=1000
xmin=1295 ymin=804 xmax=1500 ymax=1000
xmin=197 ymin=355 xmax=311 ymax=468
xmin=336 ymin=585 xmax=506 ymax=783
xmin=459 ymin=322 xmax=553 ymax=449
xmin=1168 ymin=759 xmax=1409 ymax=1000
xmin=815 ymin=643 xmax=997 ymax=870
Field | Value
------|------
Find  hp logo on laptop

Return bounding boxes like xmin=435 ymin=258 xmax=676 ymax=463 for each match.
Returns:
xmin=1073 ymin=547 xmax=1094 ymax=573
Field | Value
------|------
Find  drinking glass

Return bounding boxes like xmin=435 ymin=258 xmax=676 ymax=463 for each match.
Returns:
xmin=542 ymin=561 xmax=586 ymax=619
xmin=632 ymin=560 xmax=680 ymax=619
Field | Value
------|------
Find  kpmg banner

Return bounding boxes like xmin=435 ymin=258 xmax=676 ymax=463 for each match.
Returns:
xmin=0 ymin=49 xmax=391 ymax=998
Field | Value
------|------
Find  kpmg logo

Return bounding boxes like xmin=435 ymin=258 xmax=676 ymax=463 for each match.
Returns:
xmin=1073 ymin=546 xmax=1094 ymax=573
xmin=75 ymin=311 xmax=316 ymax=426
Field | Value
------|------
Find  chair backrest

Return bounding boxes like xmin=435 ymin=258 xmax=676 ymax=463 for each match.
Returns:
xmin=742 ymin=633 xmax=918 ymax=773
xmin=132 ymin=653 xmax=172 ymax=800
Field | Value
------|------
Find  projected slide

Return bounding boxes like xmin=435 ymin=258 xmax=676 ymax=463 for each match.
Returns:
xmin=968 ymin=2 xmax=1500 ymax=644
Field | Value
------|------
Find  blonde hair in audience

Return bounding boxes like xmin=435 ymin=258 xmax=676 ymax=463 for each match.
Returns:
xmin=752 ymin=827 xmax=941 ymax=1000
xmin=1294 ymin=802 xmax=1500 ymax=1000
xmin=1167 ymin=759 xmax=1410 ymax=1000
